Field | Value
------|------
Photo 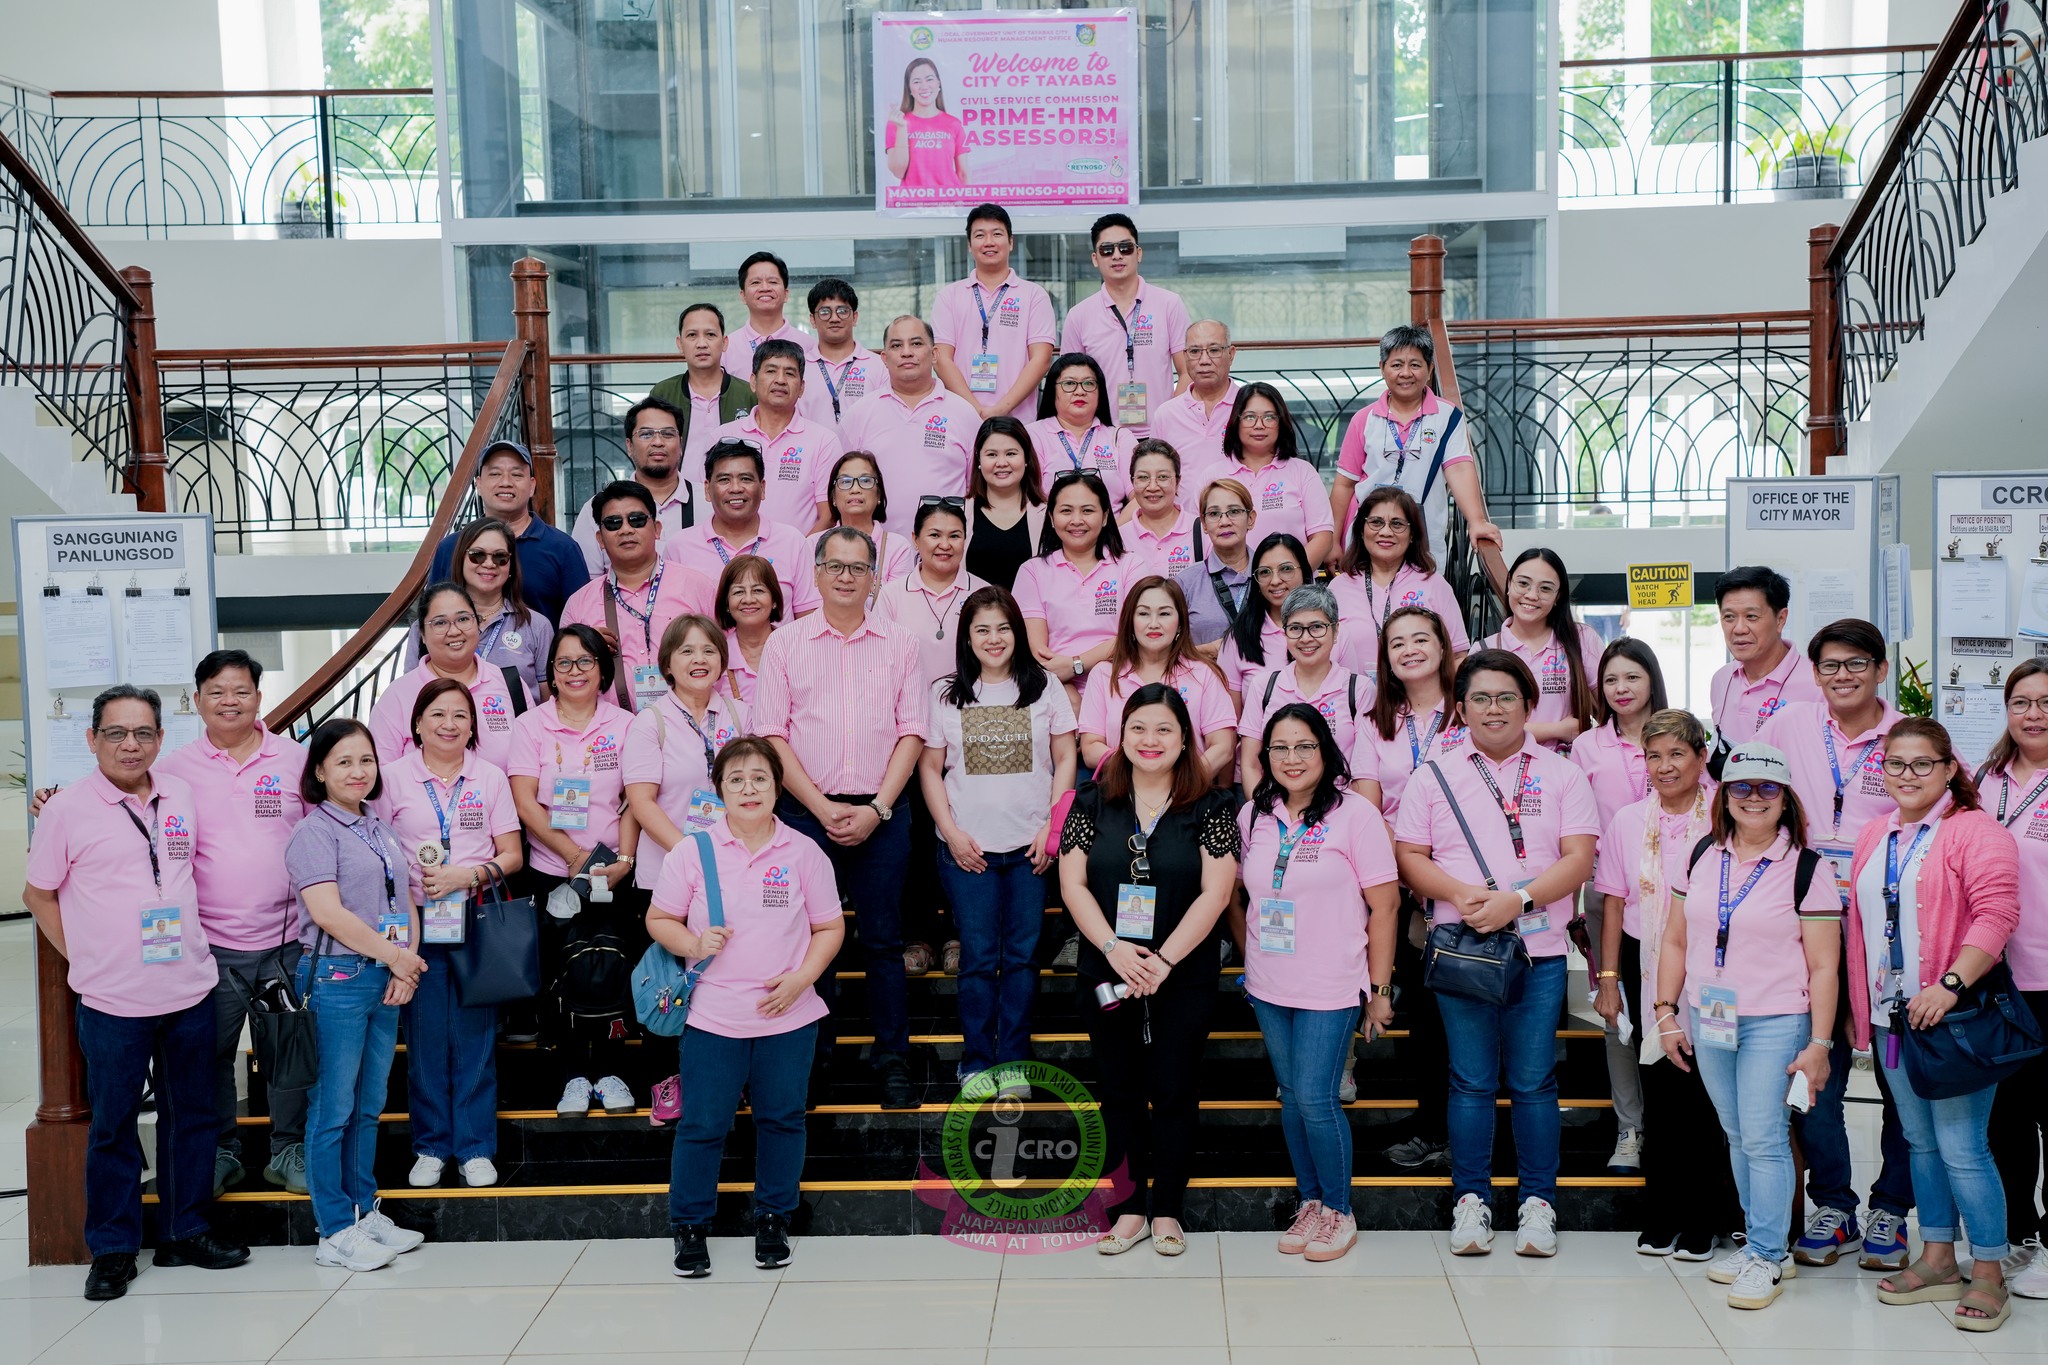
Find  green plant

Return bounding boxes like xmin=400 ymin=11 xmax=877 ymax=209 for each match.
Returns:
xmin=1749 ymin=122 xmax=1855 ymax=180
xmin=1897 ymin=655 xmax=1933 ymax=719
xmin=283 ymin=164 xmax=349 ymax=212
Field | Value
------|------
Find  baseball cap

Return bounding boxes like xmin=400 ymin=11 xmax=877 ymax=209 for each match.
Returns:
xmin=1721 ymin=742 xmax=1792 ymax=787
xmin=477 ymin=439 xmax=533 ymax=468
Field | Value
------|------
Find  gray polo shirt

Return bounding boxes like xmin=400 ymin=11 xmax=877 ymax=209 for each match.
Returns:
xmin=1172 ymin=554 xmax=1252 ymax=647
xmin=285 ymin=802 xmax=410 ymax=952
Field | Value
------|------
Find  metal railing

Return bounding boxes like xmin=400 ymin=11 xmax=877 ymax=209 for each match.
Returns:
xmin=1560 ymin=43 xmax=1935 ymax=203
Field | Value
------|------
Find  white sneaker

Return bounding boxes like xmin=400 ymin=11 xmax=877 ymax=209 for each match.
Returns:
xmin=1515 ymin=1197 xmax=1558 ymax=1257
xmin=1706 ymin=1247 xmax=1754 ymax=1284
xmin=1607 ymin=1127 xmax=1643 ymax=1173
xmin=557 ymin=1077 xmax=592 ymax=1116
xmin=593 ymin=1075 xmax=635 ymax=1113
xmin=2012 ymin=1239 xmax=2048 ymax=1299
xmin=1449 ymin=1193 xmax=1493 ymax=1256
xmin=315 ymin=1222 xmax=399 ymax=1271
xmin=1338 ymin=1071 xmax=1358 ymax=1104
xmin=460 ymin=1156 xmax=498 ymax=1188
xmin=406 ymin=1155 xmax=445 ymax=1188
xmin=358 ymin=1205 xmax=426 ymax=1255
xmin=1727 ymin=1253 xmax=1787 ymax=1310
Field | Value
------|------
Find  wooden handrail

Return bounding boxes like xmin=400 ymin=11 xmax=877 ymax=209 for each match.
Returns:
xmin=48 ymin=87 xmax=433 ymax=99
xmin=0 ymin=131 xmax=142 ymax=312
xmin=262 ymin=338 xmax=528 ymax=736
xmin=156 ymin=343 xmax=507 ymax=372
xmin=1561 ymin=41 xmax=1938 ymax=69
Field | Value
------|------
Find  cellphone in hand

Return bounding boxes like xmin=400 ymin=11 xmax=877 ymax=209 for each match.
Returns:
xmin=1785 ymin=1069 xmax=1812 ymax=1113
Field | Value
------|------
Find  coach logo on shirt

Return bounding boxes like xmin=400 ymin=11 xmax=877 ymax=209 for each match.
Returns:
xmin=761 ymin=865 xmax=792 ymax=908
xmin=161 ymin=812 xmax=194 ymax=861
xmin=251 ymin=772 xmax=286 ymax=818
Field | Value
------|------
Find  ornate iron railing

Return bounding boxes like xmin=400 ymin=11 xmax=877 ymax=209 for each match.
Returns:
xmin=1830 ymin=1 xmax=2048 ymax=424
xmin=1561 ymin=44 xmax=1934 ymax=203
xmin=283 ymin=631 xmax=410 ymax=741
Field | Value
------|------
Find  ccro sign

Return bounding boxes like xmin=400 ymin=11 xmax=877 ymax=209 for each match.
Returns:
xmin=1979 ymin=477 xmax=2048 ymax=508
xmin=43 ymin=519 xmax=189 ymax=571
xmin=1743 ymin=482 xmax=1858 ymax=530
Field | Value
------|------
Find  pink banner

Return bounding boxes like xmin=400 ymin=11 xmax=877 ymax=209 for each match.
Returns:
xmin=874 ymin=10 xmax=1138 ymax=217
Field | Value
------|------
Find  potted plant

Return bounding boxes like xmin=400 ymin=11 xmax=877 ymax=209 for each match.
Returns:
xmin=1750 ymin=123 xmax=1855 ymax=200
xmin=278 ymin=165 xmax=348 ymax=238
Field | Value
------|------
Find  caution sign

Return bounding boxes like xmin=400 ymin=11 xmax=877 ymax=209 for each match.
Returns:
xmin=1627 ymin=562 xmax=1694 ymax=610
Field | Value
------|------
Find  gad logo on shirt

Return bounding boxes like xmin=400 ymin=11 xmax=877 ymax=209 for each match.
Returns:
xmin=1092 ymin=577 xmax=1122 ymax=616
xmin=161 ymin=812 xmax=194 ymax=861
xmin=479 ymin=693 xmax=512 ymax=730
xmin=778 ymin=446 xmax=807 ymax=481
xmin=586 ymin=733 xmax=621 ymax=772
xmin=761 ymin=865 xmax=792 ymax=909
xmin=251 ymin=772 xmax=287 ymax=818
xmin=923 ymin=413 xmax=951 ymax=449
xmin=1518 ymin=771 xmax=1545 ymax=818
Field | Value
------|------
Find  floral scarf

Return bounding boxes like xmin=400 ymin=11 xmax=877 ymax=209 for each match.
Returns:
xmin=1637 ymin=780 xmax=1712 ymax=1064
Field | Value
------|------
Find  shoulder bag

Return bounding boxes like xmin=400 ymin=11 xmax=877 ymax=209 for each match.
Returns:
xmin=632 ymin=830 xmax=724 ymax=1036
xmin=1902 ymin=958 xmax=2045 ymax=1100
xmin=449 ymin=863 xmax=543 ymax=1007
xmin=1419 ymin=759 xmax=1531 ymax=1007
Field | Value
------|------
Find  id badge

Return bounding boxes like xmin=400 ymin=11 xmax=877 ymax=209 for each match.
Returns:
xmin=1257 ymin=897 xmax=1296 ymax=955
xmin=1817 ymin=844 xmax=1855 ymax=909
xmin=632 ymin=664 xmax=665 ymax=712
xmin=1114 ymin=883 xmax=1157 ymax=940
xmin=1117 ymin=381 xmax=1149 ymax=427
xmin=551 ymin=775 xmax=592 ymax=830
xmin=685 ymin=787 xmax=724 ymax=829
xmin=1697 ymin=984 xmax=1740 ymax=1050
xmin=141 ymin=905 xmax=184 ymax=964
xmin=1513 ymin=878 xmax=1549 ymax=935
xmin=969 ymin=352 xmax=1000 ymax=394
xmin=422 ymin=893 xmax=466 ymax=944
xmin=377 ymin=910 xmax=412 ymax=951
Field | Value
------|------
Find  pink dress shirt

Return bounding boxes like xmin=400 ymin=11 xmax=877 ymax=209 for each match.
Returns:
xmin=752 ymin=611 xmax=925 ymax=795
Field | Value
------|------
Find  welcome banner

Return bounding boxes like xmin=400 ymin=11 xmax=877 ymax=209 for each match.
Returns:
xmin=874 ymin=9 xmax=1138 ymax=217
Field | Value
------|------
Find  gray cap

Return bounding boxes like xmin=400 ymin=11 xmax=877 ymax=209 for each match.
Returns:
xmin=1721 ymin=741 xmax=1792 ymax=787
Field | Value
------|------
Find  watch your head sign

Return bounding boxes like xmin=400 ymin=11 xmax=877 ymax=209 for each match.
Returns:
xmin=875 ymin=10 xmax=1137 ymax=217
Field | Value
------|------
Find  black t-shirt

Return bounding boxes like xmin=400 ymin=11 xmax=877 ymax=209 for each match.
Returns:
xmin=967 ymin=503 xmax=1033 ymax=593
xmin=1060 ymin=781 xmax=1240 ymax=985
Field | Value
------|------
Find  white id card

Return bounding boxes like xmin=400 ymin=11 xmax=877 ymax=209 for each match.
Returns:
xmin=422 ymin=893 xmax=466 ymax=944
xmin=1697 ymin=984 xmax=1739 ymax=1051
xmin=685 ymin=787 xmax=724 ymax=829
xmin=1116 ymin=381 xmax=1149 ymax=427
xmin=377 ymin=910 xmax=412 ymax=951
xmin=141 ymin=905 xmax=184 ymax=964
xmin=632 ymin=664 xmax=666 ymax=712
xmin=1114 ymin=883 xmax=1157 ymax=940
xmin=969 ymin=352 xmax=1000 ymax=394
xmin=1257 ymin=897 xmax=1296 ymax=955
xmin=550 ymin=775 xmax=592 ymax=830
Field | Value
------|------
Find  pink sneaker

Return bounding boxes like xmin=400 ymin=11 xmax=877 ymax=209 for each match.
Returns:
xmin=1304 ymin=1208 xmax=1357 ymax=1262
xmin=1278 ymin=1199 xmax=1323 ymax=1255
xmin=649 ymin=1075 xmax=681 ymax=1127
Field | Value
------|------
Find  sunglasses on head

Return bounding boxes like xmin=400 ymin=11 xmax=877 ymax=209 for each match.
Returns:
xmin=1726 ymin=780 xmax=1785 ymax=800
xmin=920 ymin=495 xmax=966 ymax=510
xmin=600 ymin=511 xmax=652 ymax=531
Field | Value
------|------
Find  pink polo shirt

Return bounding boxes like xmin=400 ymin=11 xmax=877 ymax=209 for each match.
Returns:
xmin=799 ymin=346 xmax=885 ymax=431
xmin=1573 ymin=720 xmax=1650 ymax=829
xmin=725 ymin=630 xmax=762 ymax=707
xmin=155 ymin=726 xmax=308 ymax=951
xmin=373 ymin=749 xmax=520 ymax=904
xmin=663 ymin=520 xmax=821 ymax=617
xmin=506 ymin=698 xmax=636 ymax=876
xmin=556 ymin=564 xmax=719 ymax=711
xmin=1213 ymin=456 xmax=1333 ymax=555
xmin=650 ymin=815 xmax=842 ymax=1039
xmin=1238 ymin=791 xmax=1400 ymax=1009
xmin=1756 ymin=699 xmax=1902 ymax=855
xmin=1594 ymin=795 xmax=1709 ymax=940
xmin=1124 ymin=509 xmax=1199 ymax=578
xmin=1348 ymin=703 xmax=1452 ymax=820
xmin=1710 ymin=641 xmax=1828 ymax=747
xmin=1239 ymin=662 xmax=1373 ymax=760
xmin=1058 ymin=281 xmax=1190 ymax=431
xmin=1327 ymin=566 xmax=1470 ymax=675
xmin=1335 ymin=390 xmax=1475 ymax=568
xmin=1477 ymin=623 xmax=1604 ymax=732
xmin=1150 ymin=383 xmax=1240 ymax=488
xmin=1671 ymin=830 xmax=1844 ymax=1015
xmin=868 ymin=567 xmax=988 ymax=693
xmin=1393 ymin=736 xmax=1602 ymax=958
xmin=622 ymin=691 xmax=747 ymax=889
xmin=1980 ymin=764 xmax=2048 ymax=989
xmin=1012 ymin=550 xmax=1143 ymax=658
xmin=752 ymin=610 xmax=924 ymax=795
xmin=931 ymin=271 xmax=1058 ymax=420
xmin=1077 ymin=658 xmax=1236 ymax=744
xmin=1217 ymin=616 xmax=1287 ymax=696
xmin=1028 ymin=419 xmax=1135 ymax=507
xmin=722 ymin=320 xmax=818 ymax=381
xmin=805 ymin=527 xmax=914 ymax=591
xmin=837 ymin=384 xmax=981 ymax=534
xmin=370 ymin=659 xmax=521 ymax=772
xmin=715 ymin=411 xmax=840 ymax=531
xmin=26 ymin=768 xmax=216 ymax=1016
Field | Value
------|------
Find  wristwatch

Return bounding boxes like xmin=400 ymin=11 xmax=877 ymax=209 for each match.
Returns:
xmin=1369 ymin=982 xmax=1394 ymax=999
xmin=1515 ymin=887 xmax=1535 ymax=911
xmin=1071 ymin=656 xmax=1085 ymax=679
xmin=1809 ymin=1037 xmax=1835 ymax=1050
xmin=1101 ymin=936 xmax=1122 ymax=955
xmin=870 ymin=799 xmax=893 ymax=823
xmin=1940 ymin=970 xmax=1966 ymax=994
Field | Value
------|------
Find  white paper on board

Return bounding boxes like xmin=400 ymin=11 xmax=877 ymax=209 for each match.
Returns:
xmin=1941 ymin=685 xmax=2009 ymax=769
xmin=2019 ymin=562 xmax=2048 ymax=640
xmin=1797 ymin=569 xmax=1858 ymax=633
xmin=42 ymin=591 xmax=119 ymax=690
xmin=41 ymin=713 xmax=93 ymax=787
xmin=1943 ymin=557 xmax=2012 ymax=638
xmin=121 ymin=591 xmax=196 ymax=684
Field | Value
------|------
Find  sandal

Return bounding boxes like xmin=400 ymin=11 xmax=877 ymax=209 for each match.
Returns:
xmin=1153 ymin=1219 xmax=1187 ymax=1256
xmin=1954 ymin=1281 xmax=2012 ymax=1332
xmin=942 ymin=940 xmax=962 ymax=974
xmin=1876 ymin=1259 xmax=1967 ymax=1305
xmin=1097 ymin=1222 xmax=1151 ymax=1256
xmin=903 ymin=942 xmax=935 ymax=975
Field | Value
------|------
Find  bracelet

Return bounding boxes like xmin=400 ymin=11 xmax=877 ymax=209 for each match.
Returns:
xmin=469 ymin=868 xmax=482 ymax=891
xmin=1653 ymin=999 xmax=1679 ymax=1013
xmin=1595 ymin=970 xmax=1619 ymax=980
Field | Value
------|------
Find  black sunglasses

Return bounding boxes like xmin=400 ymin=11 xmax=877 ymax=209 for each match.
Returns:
xmin=920 ymin=495 xmax=966 ymax=510
xmin=600 ymin=511 xmax=652 ymax=531
xmin=1096 ymin=240 xmax=1137 ymax=257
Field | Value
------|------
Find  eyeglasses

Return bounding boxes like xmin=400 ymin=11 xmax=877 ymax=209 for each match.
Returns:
xmin=95 ymin=726 xmax=161 ymax=745
xmin=600 ymin=512 xmax=652 ymax=531
xmin=1283 ymin=620 xmax=1331 ymax=640
xmin=1266 ymin=741 xmax=1322 ymax=759
xmin=722 ymin=771 xmax=776 ymax=793
xmin=1881 ymin=757 xmax=1945 ymax=777
xmin=1057 ymin=379 xmax=1100 ymax=395
xmin=833 ymin=474 xmax=879 ymax=491
xmin=2009 ymin=696 xmax=2048 ymax=714
xmin=811 ymin=305 xmax=854 ymax=321
xmin=465 ymin=549 xmax=512 ymax=567
xmin=1186 ymin=345 xmax=1230 ymax=359
xmin=554 ymin=656 xmax=600 ymax=674
xmin=1463 ymin=692 xmax=1525 ymax=712
xmin=1816 ymin=656 xmax=1876 ymax=677
xmin=1203 ymin=505 xmax=1251 ymax=521
xmin=632 ymin=427 xmax=680 ymax=442
xmin=1361 ymin=516 xmax=1410 ymax=534
xmin=1095 ymin=240 xmax=1138 ymax=258
xmin=1131 ymin=470 xmax=1176 ymax=487
xmin=820 ymin=560 xmax=874 ymax=579
xmin=1509 ymin=577 xmax=1560 ymax=598
xmin=920 ymin=494 xmax=966 ymax=510
xmin=1239 ymin=412 xmax=1281 ymax=427
xmin=1128 ymin=829 xmax=1151 ymax=882
xmin=1254 ymin=563 xmax=1301 ymax=581
xmin=1725 ymin=780 xmax=1785 ymax=800
xmin=426 ymin=612 xmax=479 ymax=632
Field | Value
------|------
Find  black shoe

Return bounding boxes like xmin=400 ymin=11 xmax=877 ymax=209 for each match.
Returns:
xmin=84 ymin=1252 xmax=138 ymax=1301
xmin=152 ymin=1231 xmax=251 ymax=1270
xmin=877 ymin=1054 xmax=918 ymax=1110
xmin=672 ymin=1225 xmax=711 ymax=1278
xmin=1671 ymin=1229 xmax=1719 ymax=1261
xmin=755 ymin=1211 xmax=792 ymax=1269
xmin=1636 ymin=1228 xmax=1678 ymax=1257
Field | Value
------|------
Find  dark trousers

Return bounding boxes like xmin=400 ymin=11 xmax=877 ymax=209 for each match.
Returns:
xmin=530 ymin=871 xmax=648 ymax=1087
xmin=1989 ymin=987 xmax=2048 ymax=1243
xmin=209 ymin=940 xmax=306 ymax=1159
xmin=780 ymin=794 xmax=912 ymax=1060
xmin=1081 ymin=977 xmax=1215 ymax=1220
xmin=668 ymin=1022 xmax=817 ymax=1226
xmin=901 ymin=782 xmax=951 ymax=947
xmin=78 ymin=997 xmax=217 ymax=1256
xmin=1621 ymin=932 xmax=1741 ymax=1239
xmin=1392 ymin=901 xmax=1449 ymax=1141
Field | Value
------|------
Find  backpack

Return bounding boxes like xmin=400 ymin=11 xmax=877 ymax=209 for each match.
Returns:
xmin=1261 ymin=669 xmax=1360 ymax=719
xmin=1686 ymin=835 xmax=1822 ymax=906
xmin=551 ymin=911 xmax=632 ymax=1030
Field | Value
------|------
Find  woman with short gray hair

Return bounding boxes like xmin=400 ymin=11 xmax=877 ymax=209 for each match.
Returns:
xmin=1237 ymin=582 xmax=1369 ymax=795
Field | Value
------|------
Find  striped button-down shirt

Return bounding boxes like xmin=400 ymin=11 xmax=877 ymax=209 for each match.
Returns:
xmin=752 ymin=610 xmax=924 ymax=795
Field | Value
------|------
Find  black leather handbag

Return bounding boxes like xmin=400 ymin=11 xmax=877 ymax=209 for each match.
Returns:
xmin=449 ymin=865 xmax=542 ymax=1007
xmin=1418 ymin=761 xmax=1531 ymax=1007
xmin=1901 ymin=959 xmax=2045 ymax=1100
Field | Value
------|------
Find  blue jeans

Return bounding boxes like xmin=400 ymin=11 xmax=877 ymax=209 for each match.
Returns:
xmin=1877 ymin=1026 xmax=2009 ymax=1261
xmin=403 ymin=942 xmax=497 ymax=1161
xmin=1794 ymin=1014 xmax=1914 ymax=1218
xmin=1437 ymin=953 xmax=1566 ymax=1207
xmin=781 ymin=795 xmax=910 ymax=1060
xmin=77 ymin=997 xmax=217 ymax=1256
xmin=297 ymin=955 xmax=400 ymax=1235
xmin=669 ymin=1022 xmax=818 ymax=1226
xmin=937 ymin=844 xmax=1043 ymax=1076
xmin=1250 ymin=996 xmax=1360 ymax=1215
xmin=1692 ymin=1008 xmax=1806 ymax=1262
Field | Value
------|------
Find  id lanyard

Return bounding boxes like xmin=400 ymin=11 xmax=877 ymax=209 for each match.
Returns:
xmin=676 ymin=699 xmax=723 ymax=772
xmin=1404 ymin=707 xmax=1445 ymax=772
xmin=1469 ymin=752 xmax=1533 ymax=860
xmin=1882 ymin=825 xmax=1935 ymax=997
xmin=122 ymin=797 xmax=164 ymax=893
xmin=1270 ymin=817 xmax=1308 ymax=892
xmin=478 ymin=612 xmax=511 ymax=659
xmin=1107 ymin=298 xmax=1141 ymax=377
xmin=972 ymin=281 xmax=1010 ymax=353
xmin=335 ymin=809 xmax=399 ymax=920
xmin=1363 ymin=570 xmax=1402 ymax=631
xmin=1055 ymin=424 xmax=1099 ymax=472
xmin=1821 ymin=722 xmax=1881 ymax=835
xmin=815 ymin=357 xmax=854 ymax=420
xmin=608 ymin=562 xmax=664 ymax=658
xmin=1385 ymin=411 xmax=1421 ymax=483
xmin=1995 ymin=768 xmax=2048 ymax=827
xmin=1714 ymin=849 xmax=1773 ymax=969
xmin=710 ymin=531 xmax=765 ymax=567
xmin=421 ymin=775 xmax=467 ymax=856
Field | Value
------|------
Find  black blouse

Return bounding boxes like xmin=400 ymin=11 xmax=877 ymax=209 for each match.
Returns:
xmin=1060 ymin=781 xmax=1241 ymax=985
xmin=967 ymin=503 xmax=1033 ymax=593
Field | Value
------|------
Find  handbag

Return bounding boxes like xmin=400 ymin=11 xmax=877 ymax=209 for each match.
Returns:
xmin=632 ymin=830 xmax=724 ymax=1037
xmin=1901 ymin=958 xmax=2046 ymax=1100
xmin=449 ymin=864 xmax=543 ymax=1007
xmin=245 ymin=921 xmax=320 ymax=1096
xmin=1418 ymin=760 xmax=1531 ymax=1007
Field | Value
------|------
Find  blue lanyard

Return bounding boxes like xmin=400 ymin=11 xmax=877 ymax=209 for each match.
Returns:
xmin=421 ymin=775 xmax=466 ymax=853
xmin=676 ymin=698 xmax=724 ymax=771
xmin=1107 ymin=297 xmax=1140 ymax=373
xmin=478 ymin=612 xmax=511 ymax=659
xmin=1882 ymin=825 xmax=1935 ymax=974
xmin=815 ymin=357 xmax=854 ymax=419
xmin=331 ymin=808 xmax=398 ymax=915
xmin=1056 ymin=425 xmax=1098 ymax=471
xmin=711 ymin=532 xmax=764 ymax=567
xmin=1821 ymin=722 xmax=1881 ymax=834
xmin=1270 ymin=816 xmax=1309 ymax=892
xmin=1714 ymin=849 xmax=1773 ymax=969
xmin=1385 ymin=408 xmax=1422 ymax=482
xmin=1404 ymin=707 xmax=1444 ymax=772
xmin=608 ymin=563 xmax=664 ymax=655
xmin=972 ymin=281 xmax=1009 ymax=350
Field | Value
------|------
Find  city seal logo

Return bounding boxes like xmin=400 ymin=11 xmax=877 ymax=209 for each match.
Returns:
xmin=911 ymin=26 xmax=934 ymax=50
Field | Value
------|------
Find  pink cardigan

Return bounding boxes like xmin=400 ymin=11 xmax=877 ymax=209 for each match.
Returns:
xmin=1844 ymin=805 xmax=2022 ymax=1048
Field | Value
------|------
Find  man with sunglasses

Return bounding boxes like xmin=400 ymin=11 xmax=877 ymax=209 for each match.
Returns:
xmin=427 ymin=439 xmax=589 ymax=625
xmin=714 ymin=338 xmax=841 ymax=531
xmin=559 ymin=481 xmax=717 ymax=713
xmin=1757 ymin=616 xmax=1918 ymax=1273
xmin=663 ymin=440 xmax=822 ymax=616
xmin=1059 ymin=214 xmax=1189 ymax=437
xmin=570 ymin=397 xmax=699 ymax=576
xmin=797 ymin=279 xmax=883 ymax=432
xmin=840 ymin=315 xmax=981 ymax=535
xmin=933 ymin=202 xmax=1057 ymax=421
xmin=1151 ymin=321 xmax=1240 ymax=485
